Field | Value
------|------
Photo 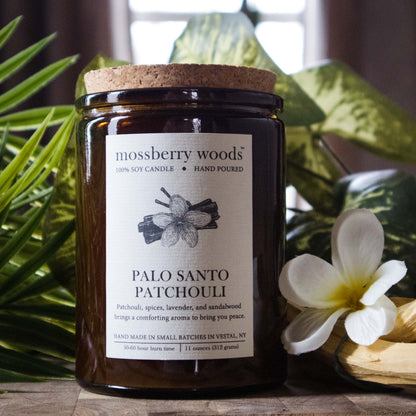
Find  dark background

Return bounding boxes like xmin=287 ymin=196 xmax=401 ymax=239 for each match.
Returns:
xmin=1 ymin=0 xmax=415 ymax=173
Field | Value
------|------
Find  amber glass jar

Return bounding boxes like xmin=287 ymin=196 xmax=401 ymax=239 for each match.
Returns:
xmin=75 ymin=64 xmax=286 ymax=398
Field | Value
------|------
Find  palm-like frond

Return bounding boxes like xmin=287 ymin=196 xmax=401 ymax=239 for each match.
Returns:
xmin=0 ymin=16 xmax=76 ymax=381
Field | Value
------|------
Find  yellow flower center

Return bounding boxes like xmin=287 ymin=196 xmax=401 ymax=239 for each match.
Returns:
xmin=330 ymin=278 xmax=372 ymax=311
xmin=343 ymin=287 xmax=366 ymax=311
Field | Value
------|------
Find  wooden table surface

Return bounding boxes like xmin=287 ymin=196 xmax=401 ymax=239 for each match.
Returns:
xmin=1 ymin=355 xmax=415 ymax=416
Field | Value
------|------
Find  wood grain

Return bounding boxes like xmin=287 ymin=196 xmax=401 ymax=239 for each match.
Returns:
xmin=0 ymin=356 xmax=415 ymax=415
xmin=287 ymin=299 xmax=416 ymax=386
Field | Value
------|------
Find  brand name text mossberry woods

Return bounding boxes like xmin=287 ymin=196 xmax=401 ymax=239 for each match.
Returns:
xmin=114 ymin=146 xmax=244 ymax=163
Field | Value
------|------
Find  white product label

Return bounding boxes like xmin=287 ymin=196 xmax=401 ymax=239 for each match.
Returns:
xmin=105 ymin=133 xmax=253 ymax=360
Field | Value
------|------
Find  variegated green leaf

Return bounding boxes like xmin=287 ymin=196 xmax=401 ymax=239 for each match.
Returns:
xmin=286 ymin=209 xmax=334 ymax=262
xmin=335 ymin=170 xmax=416 ymax=297
xmin=292 ymin=60 xmax=416 ymax=162
xmin=335 ymin=170 xmax=416 ymax=228
xmin=383 ymin=230 xmax=416 ymax=297
xmin=287 ymin=169 xmax=416 ymax=298
xmin=169 ymin=12 xmax=325 ymax=126
xmin=286 ymin=127 xmax=341 ymax=214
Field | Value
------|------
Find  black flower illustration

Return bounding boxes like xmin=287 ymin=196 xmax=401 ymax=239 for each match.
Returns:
xmin=152 ymin=195 xmax=211 ymax=248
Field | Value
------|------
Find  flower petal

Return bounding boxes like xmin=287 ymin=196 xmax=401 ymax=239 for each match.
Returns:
xmin=331 ymin=209 xmax=384 ymax=282
xmin=345 ymin=295 xmax=397 ymax=345
xmin=161 ymin=223 xmax=180 ymax=247
xmin=279 ymin=254 xmax=346 ymax=308
xmin=282 ymin=307 xmax=347 ymax=355
xmin=184 ymin=210 xmax=212 ymax=228
xmin=169 ymin=195 xmax=189 ymax=217
xmin=360 ymin=260 xmax=407 ymax=306
xmin=180 ymin=223 xmax=198 ymax=248
xmin=152 ymin=213 xmax=174 ymax=229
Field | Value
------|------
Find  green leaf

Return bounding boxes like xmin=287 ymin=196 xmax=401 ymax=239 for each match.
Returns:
xmin=0 ymin=202 xmax=10 ymax=228
xmin=0 ymin=122 xmax=8 ymax=165
xmin=0 ymin=367 xmax=41 ymax=382
xmin=2 ymin=273 xmax=61 ymax=304
xmin=0 ymin=16 xmax=77 ymax=382
xmin=0 ymin=219 xmax=75 ymax=302
xmin=42 ymin=144 xmax=76 ymax=293
xmin=0 ymin=16 xmax=22 ymax=51
xmin=0 ymin=110 xmax=52 ymax=198
xmin=43 ymin=286 xmax=75 ymax=305
xmin=0 ymin=314 xmax=74 ymax=360
xmin=1 ymin=133 xmax=40 ymax=158
xmin=286 ymin=127 xmax=340 ymax=213
xmin=0 ymin=241 xmax=45 ymax=274
xmin=0 ymin=105 xmax=73 ymax=131
xmin=169 ymin=12 xmax=325 ymax=126
xmin=4 ymin=110 xmax=75 ymax=208
xmin=0 ymin=33 xmax=56 ymax=85
xmin=0 ymin=193 xmax=51 ymax=272
xmin=292 ymin=60 xmax=416 ymax=162
xmin=0 ymin=346 xmax=72 ymax=379
xmin=6 ymin=301 xmax=74 ymax=322
xmin=0 ymin=55 xmax=78 ymax=115
xmin=44 ymin=54 xmax=130 ymax=294
xmin=10 ymin=186 xmax=54 ymax=210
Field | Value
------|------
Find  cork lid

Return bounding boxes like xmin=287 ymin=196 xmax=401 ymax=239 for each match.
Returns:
xmin=84 ymin=64 xmax=276 ymax=95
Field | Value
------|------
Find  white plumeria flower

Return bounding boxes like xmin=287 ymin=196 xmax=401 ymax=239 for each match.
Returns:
xmin=279 ymin=209 xmax=407 ymax=355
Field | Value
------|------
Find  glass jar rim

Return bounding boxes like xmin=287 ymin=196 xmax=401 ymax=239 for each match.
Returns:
xmin=75 ymin=87 xmax=283 ymax=113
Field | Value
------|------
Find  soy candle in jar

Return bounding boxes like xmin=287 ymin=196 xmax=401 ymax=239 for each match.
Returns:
xmin=75 ymin=64 xmax=286 ymax=397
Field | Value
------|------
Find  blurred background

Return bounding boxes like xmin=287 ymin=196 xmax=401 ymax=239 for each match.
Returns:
xmin=0 ymin=0 xmax=415 ymax=175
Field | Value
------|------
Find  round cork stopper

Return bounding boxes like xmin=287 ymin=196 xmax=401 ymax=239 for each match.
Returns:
xmin=84 ymin=64 xmax=276 ymax=95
